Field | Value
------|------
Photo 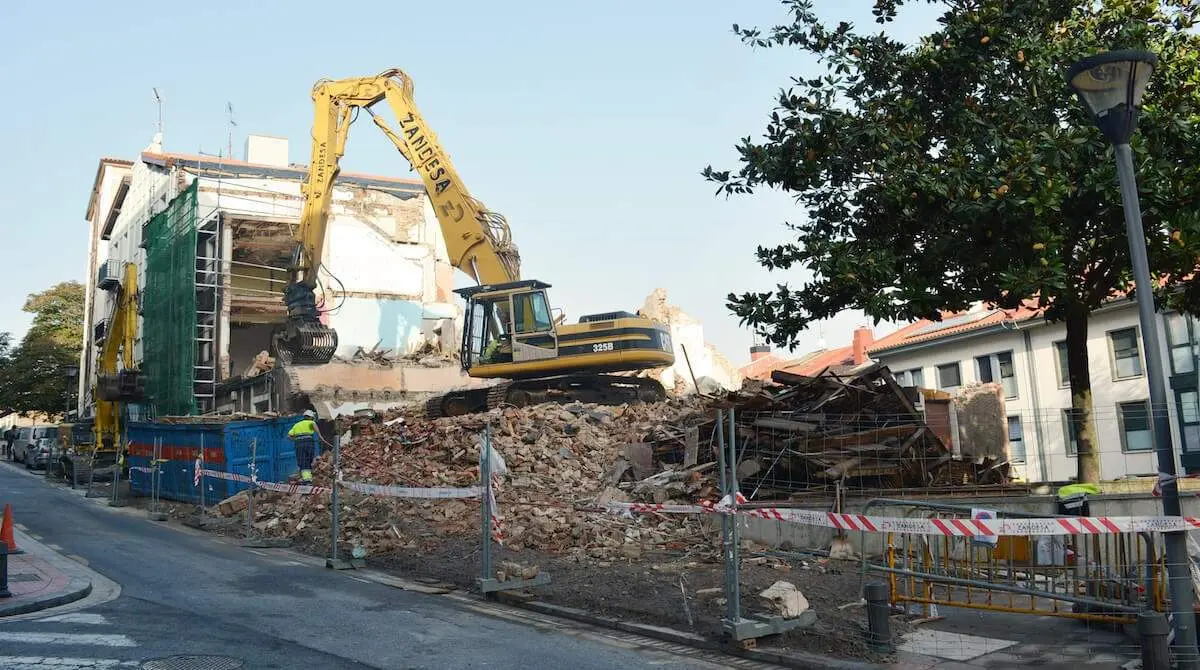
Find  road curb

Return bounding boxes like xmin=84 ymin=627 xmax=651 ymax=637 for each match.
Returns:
xmin=0 ymin=528 xmax=93 ymax=617
xmin=513 ymin=600 xmax=885 ymax=670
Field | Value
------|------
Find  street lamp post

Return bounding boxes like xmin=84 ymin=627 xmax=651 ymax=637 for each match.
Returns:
xmin=57 ymin=365 xmax=78 ymax=480
xmin=1068 ymin=49 xmax=1198 ymax=666
xmin=62 ymin=365 xmax=78 ymax=420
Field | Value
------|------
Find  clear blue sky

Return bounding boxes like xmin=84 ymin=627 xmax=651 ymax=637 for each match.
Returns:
xmin=0 ymin=0 xmax=943 ymax=365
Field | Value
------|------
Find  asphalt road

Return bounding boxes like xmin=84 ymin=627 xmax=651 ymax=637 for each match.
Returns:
xmin=0 ymin=462 xmax=758 ymax=670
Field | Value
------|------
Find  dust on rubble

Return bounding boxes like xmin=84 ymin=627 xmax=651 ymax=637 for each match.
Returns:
xmin=250 ymin=396 xmax=719 ymax=560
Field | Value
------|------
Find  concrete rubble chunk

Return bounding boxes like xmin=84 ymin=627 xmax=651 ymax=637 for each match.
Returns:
xmin=759 ymin=580 xmax=810 ymax=618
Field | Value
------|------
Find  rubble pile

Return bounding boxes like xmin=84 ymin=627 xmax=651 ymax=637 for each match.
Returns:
xmin=247 ymin=364 xmax=1009 ymax=559
xmin=715 ymin=364 xmax=1008 ymax=496
xmin=251 ymin=396 xmax=722 ymax=559
xmin=334 ymin=341 xmax=458 ymax=368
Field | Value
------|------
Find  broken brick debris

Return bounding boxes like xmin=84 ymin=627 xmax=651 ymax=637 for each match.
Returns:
xmin=244 ymin=364 xmax=1004 ymax=559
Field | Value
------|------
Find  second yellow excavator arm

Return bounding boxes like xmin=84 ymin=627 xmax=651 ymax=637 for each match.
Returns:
xmin=93 ymin=262 xmax=141 ymax=450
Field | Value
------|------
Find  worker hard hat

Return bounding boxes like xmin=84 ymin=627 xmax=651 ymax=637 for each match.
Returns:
xmin=303 ymin=410 xmax=317 ymax=418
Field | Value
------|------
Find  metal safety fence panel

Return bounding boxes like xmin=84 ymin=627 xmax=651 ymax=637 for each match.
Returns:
xmin=859 ymin=498 xmax=1165 ymax=624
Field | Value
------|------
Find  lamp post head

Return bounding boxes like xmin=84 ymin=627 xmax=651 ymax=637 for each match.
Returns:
xmin=62 ymin=365 xmax=78 ymax=379
xmin=1067 ymin=49 xmax=1158 ymax=145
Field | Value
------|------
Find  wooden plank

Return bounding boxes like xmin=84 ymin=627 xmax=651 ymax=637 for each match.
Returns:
xmin=797 ymin=424 xmax=918 ymax=450
xmin=683 ymin=426 xmax=699 ymax=467
xmin=770 ymin=370 xmax=816 ymax=386
xmin=754 ymin=417 xmax=818 ymax=433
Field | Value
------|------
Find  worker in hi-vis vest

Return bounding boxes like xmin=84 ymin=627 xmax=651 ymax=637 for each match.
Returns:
xmin=288 ymin=410 xmax=319 ymax=482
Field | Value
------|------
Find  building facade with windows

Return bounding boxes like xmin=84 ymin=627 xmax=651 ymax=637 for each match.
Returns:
xmin=863 ymin=301 xmax=1199 ymax=484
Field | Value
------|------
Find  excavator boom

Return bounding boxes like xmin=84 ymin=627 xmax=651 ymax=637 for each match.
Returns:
xmin=278 ymin=69 xmax=673 ymax=417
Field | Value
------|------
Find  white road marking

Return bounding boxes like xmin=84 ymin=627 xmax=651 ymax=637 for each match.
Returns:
xmin=29 ymin=534 xmax=42 ymax=540
xmin=37 ymin=613 xmax=108 ymax=625
xmin=0 ymin=657 xmax=139 ymax=669
xmin=897 ymin=628 xmax=1017 ymax=661
xmin=0 ymin=632 xmax=137 ymax=647
xmin=47 ymin=543 xmax=62 ymax=551
xmin=15 ymin=523 xmax=28 ymax=531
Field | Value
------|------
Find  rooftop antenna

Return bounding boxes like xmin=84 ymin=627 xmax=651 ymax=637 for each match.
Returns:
xmin=152 ymin=88 xmax=163 ymax=136
xmin=226 ymin=102 xmax=237 ymax=160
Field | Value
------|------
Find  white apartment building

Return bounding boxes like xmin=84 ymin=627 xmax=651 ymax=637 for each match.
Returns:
xmin=858 ymin=301 xmax=1200 ymax=483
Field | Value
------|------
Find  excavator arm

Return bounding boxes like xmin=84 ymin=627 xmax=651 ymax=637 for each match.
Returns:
xmin=279 ymin=69 xmax=521 ymax=364
xmin=93 ymin=262 xmax=144 ymax=452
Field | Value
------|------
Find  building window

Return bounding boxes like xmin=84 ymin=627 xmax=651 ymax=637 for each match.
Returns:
xmin=896 ymin=368 xmax=924 ymax=388
xmin=1165 ymin=312 xmax=1196 ymax=375
xmin=936 ymin=362 xmax=962 ymax=392
xmin=1007 ymin=415 xmax=1026 ymax=463
xmin=1118 ymin=400 xmax=1154 ymax=453
xmin=1109 ymin=327 xmax=1143 ymax=380
xmin=976 ymin=351 xmax=1018 ymax=399
xmin=1054 ymin=340 xmax=1070 ymax=388
xmin=1180 ymin=390 xmax=1200 ymax=454
xmin=1062 ymin=408 xmax=1083 ymax=457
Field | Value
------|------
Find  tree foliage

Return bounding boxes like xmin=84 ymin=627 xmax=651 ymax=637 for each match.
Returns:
xmin=706 ymin=0 xmax=1200 ymax=482
xmin=0 ymin=282 xmax=85 ymax=415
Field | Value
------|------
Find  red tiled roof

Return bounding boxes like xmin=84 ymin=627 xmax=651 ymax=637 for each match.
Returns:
xmin=738 ymin=346 xmax=866 ymax=381
xmin=784 ymin=346 xmax=856 ymax=376
xmin=738 ymin=352 xmax=786 ymax=381
xmin=867 ymin=301 xmax=1045 ymax=354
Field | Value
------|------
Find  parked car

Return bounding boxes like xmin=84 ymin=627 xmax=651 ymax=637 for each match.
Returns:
xmin=16 ymin=425 xmax=59 ymax=470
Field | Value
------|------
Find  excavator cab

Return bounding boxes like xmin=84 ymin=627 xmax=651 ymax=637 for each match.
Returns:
xmin=458 ymin=280 xmax=560 ymax=376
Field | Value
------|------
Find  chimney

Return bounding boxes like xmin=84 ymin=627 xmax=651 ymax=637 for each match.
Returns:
xmin=750 ymin=344 xmax=771 ymax=361
xmin=852 ymin=326 xmax=874 ymax=365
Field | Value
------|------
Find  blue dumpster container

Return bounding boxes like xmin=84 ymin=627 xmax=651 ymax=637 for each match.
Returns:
xmin=126 ymin=416 xmax=312 ymax=504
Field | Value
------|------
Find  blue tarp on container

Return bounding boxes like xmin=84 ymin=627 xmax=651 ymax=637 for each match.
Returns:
xmin=126 ymin=416 xmax=318 ymax=504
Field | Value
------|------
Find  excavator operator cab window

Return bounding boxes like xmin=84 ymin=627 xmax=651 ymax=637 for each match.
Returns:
xmin=466 ymin=297 xmax=514 ymax=366
xmin=511 ymin=291 xmax=553 ymax=334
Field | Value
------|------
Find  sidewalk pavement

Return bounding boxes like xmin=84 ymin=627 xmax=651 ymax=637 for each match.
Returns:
xmin=0 ymin=528 xmax=92 ymax=616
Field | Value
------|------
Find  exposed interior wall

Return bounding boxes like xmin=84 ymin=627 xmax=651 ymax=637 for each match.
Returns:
xmin=228 ymin=323 xmax=276 ymax=377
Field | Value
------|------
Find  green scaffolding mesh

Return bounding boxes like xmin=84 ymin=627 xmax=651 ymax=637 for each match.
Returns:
xmin=142 ymin=180 xmax=199 ymax=417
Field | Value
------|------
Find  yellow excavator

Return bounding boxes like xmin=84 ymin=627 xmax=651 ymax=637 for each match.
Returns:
xmin=70 ymin=261 xmax=144 ymax=483
xmin=277 ymin=69 xmax=675 ymax=417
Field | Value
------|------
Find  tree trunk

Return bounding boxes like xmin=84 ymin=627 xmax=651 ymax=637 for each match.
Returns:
xmin=1065 ymin=301 xmax=1101 ymax=483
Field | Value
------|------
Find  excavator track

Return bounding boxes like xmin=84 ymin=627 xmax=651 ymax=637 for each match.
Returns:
xmin=423 ymin=375 xmax=667 ymax=418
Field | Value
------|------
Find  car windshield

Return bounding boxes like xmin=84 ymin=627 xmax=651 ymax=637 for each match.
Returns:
xmin=33 ymin=427 xmax=56 ymax=438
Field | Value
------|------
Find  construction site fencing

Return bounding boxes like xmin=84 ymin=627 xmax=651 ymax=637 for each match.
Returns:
xmin=106 ymin=405 xmax=1200 ymax=665
xmin=856 ymin=498 xmax=1166 ymax=625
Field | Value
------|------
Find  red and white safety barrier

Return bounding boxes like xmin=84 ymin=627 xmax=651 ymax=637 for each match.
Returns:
xmin=600 ymin=499 xmax=1200 ymax=536
xmin=199 ymin=468 xmax=331 ymax=495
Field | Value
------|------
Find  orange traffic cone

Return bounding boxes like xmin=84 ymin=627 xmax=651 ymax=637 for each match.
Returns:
xmin=0 ymin=504 xmax=21 ymax=554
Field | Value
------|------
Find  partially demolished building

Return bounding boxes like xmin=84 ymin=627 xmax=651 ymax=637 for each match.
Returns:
xmin=80 ymin=134 xmax=461 ymax=418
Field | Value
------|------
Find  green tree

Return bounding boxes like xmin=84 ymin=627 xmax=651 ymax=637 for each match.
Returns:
xmin=705 ymin=0 xmax=1200 ymax=483
xmin=24 ymin=281 xmax=85 ymax=349
xmin=0 ymin=282 xmax=84 ymax=414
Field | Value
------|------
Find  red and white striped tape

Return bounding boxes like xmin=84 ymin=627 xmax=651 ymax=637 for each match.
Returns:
xmin=196 ymin=468 xmax=482 ymax=500
xmin=337 ymin=478 xmax=482 ymax=499
xmin=600 ymin=499 xmax=1200 ymax=536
